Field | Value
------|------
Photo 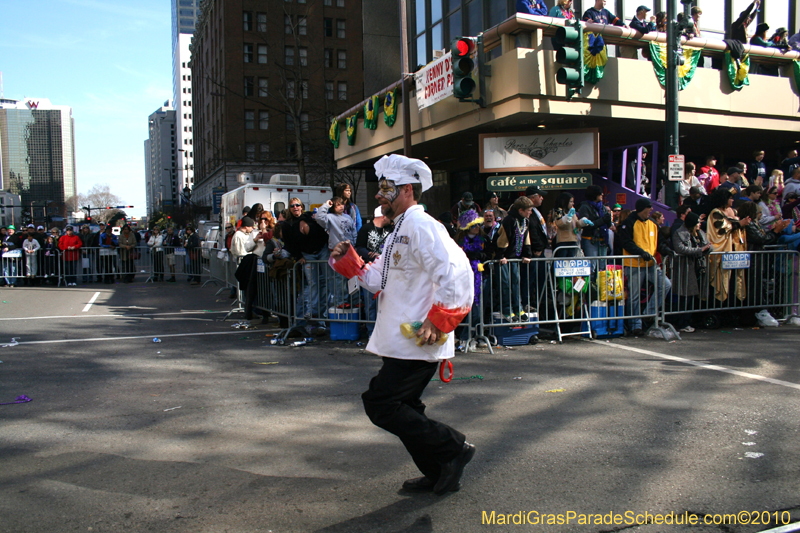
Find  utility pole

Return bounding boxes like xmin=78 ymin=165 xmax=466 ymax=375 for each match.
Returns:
xmin=665 ymin=0 xmax=693 ymax=208
xmin=399 ymin=0 xmax=412 ymax=157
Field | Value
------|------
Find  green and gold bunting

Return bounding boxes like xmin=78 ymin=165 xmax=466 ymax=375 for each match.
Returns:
xmin=346 ymin=115 xmax=357 ymax=145
xmin=648 ymin=42 xmax=702 ymax=90
xmin=584 ymin=33 xmax=608 ymax=84
xmin=725 ymin=52 xmax=750 ymax=91
xmin=793 ymin=60 xmax=800 ymax=94
xmin=329 ymin=119 xmax=340 ymax=148
xmin=384 ymin=88 xmax=398 ymax=127
xmin=364 ymin=95 xmax=379 ymax=130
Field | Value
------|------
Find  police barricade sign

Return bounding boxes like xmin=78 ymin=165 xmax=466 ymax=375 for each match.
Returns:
xmin=721 ymin=253 xmax=750 ymax=269
xmin=554 ymin=259 xmax=592 ymax=277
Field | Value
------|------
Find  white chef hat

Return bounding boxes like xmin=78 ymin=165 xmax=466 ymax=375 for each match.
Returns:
xmin=374 ymin=154 xmax=433 ymax=192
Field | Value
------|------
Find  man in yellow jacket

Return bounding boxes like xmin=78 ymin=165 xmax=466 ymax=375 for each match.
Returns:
xmin=618 ymin=199 xmax=673 ymax=335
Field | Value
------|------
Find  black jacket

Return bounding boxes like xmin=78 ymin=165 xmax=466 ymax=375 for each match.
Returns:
xmin=355 ymin=222 xmax=392 ymax=262
xmin=496 ymin=213 xmax=532 ymax=259
xmin=527 ymin=208 xmax=549 ymax=254
xmin=618 ymin=214 xmax=672 ymax=259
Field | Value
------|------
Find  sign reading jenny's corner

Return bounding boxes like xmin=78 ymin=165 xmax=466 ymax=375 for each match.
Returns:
xmin=480 ymin=128 xmax=600 ymax=173
xmin=486 ymin=173 xmax=592 ymax=192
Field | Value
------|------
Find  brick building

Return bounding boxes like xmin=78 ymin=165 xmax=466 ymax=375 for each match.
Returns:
xmin=190 ymin=0 xmax=367 ymax=209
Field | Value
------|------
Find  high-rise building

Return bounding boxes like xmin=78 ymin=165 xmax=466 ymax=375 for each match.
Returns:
xmin=189 ymin=0 xmax=366 ymax=208
xmin=0 ymin=98 xmax=76 ymax=226
xmin=144 ymin=104 xmax=177 ymax=217
xmin=172 ymin=0 xmax=202 ymax=202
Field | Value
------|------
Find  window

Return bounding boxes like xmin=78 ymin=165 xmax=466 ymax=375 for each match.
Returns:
xmin=259 ymin=143 xmax=270 ymax=160
xmin=243 ymin=44 xmax=253 ymax=63
xmin=337 ymin=50 xmax=346 ymax=69
xmin=286 ymin=80 xmax=295 ymax=98
xmin=299 ymin=47 xmax=308 ymax=66
xmin=243 ymin=11 xmax=252 ymax=31
xmin=285 ymin=15 xmax=293 ymax=34
xmin=246 ymin=143 xmax=256 ymax=161
xmin=258 ymin=77 xmax=269 ymax=97
xmin=257 ymin=44 xmax=268 ymax=63
xmin=301 ymin=80 xmax=309 ymax=99
xmin=259 ymin=111 xmax=269 ymax=130
xmin=338 ymin=81 xmax=347 ymax=100
xmin=336 ymin=19 xmax=345 ymax=38
xmin=336 ymin=0 xmax=344 ymax=6
xmin=324 ymin=18 xmax=333 ymax=36
xmin=324 ymin=49 xmax=332 ymax=68
xmin=286 ymin=113 xmax=295 ymax=131
xmin=257 ymin=12 xmax=267 ymax=32
xmin=300 ymin=112 xmax=309 ymax=132
xmin=285 ymin=46 xmax=294 ymax=65
xmin=325 ymin=81 xmax=334 ymax=100
xmin=324 ymin=0 xmax=332 ymax=5
xmin=298 ymin=17 xmax=307 ymax=35
xmin=244 ymin=76 xmax=254 ymax=96
xmin=287 ymin=143 xmax=297 ymax=158
xmin=245 ymin=110 xmax=255 ymax=129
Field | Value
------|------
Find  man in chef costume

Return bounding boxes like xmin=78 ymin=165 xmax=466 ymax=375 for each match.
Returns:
xmin=330 ymin=154 xmax=476 ymax=494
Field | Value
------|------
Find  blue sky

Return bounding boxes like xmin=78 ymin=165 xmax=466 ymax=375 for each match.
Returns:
xmin=1 ymin=0 xmax=173 ymax=219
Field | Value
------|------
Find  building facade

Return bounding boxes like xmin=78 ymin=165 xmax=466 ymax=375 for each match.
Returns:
xmin=190 ymin=0 xmax=366 ymax=209
xmin=144 ymin=104 xmax=177 ymax=217
xmin=0 ymin=191 xmax=22 ymax=228
xmin=336 ymin=3 xmax=800 ymax=217
xmin=173 ymin=0 xmax=203 ymax=201
xmin=0 ymin=98 xmax=77 ymax=227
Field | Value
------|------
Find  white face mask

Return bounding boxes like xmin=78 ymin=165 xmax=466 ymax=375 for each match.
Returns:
xmin=376 ymin=179 xmax=399 ymax=203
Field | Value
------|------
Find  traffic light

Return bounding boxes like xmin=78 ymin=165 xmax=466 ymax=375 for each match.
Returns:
xmin=86 ymin=216 xmax=92 ymax=222
xmin=451 ymin=37 xmax=477 ymax=100
xmin=555 ymin=20 xmax=584 ymax=100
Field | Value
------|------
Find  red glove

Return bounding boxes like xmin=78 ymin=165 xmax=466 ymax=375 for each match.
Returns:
xmin=328 ymin=244 xmax=366 ymax=279
xmin=427 ymin=304 xmax=470 ymax=334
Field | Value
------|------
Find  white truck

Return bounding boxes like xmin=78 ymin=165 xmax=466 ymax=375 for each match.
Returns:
xmin=219 ymin=174 xmax=332 ymax=245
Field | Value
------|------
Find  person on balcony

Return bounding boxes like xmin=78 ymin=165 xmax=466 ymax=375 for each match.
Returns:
xmin=629 ymin=5 xmax=654 ymax=34
xmin=750 ymin=23 xmax=772 ymax=48
xmin=690 ymin=6 xmax=702 ymax=37
xmin=731 ymin=0 xmax=760 ymax=44
xmin=548 ymin=0 xmax=574 ymax=20
xmin=517 ymin=0 xmax=548 ymax=16
xmin=788 ymin=31 xmax=800 ymax=52
xmin=700 ymin=155 xmax=720 ymax=193
xmin=582 ymin=0 xmax=625 ymax=26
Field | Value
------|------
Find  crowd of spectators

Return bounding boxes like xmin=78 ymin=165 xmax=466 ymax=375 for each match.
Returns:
xmin=1 ymin=221 xmax=202 ymax=287
xmin=517 ymin=0 xmax=799 ymax=74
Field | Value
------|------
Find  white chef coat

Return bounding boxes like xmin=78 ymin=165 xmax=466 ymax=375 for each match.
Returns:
xmin=358 ymin=205 xmax=474 ymax=362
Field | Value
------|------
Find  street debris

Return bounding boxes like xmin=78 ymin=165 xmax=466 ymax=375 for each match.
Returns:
xmin=163 ymin=406 xmax=182 ymax=412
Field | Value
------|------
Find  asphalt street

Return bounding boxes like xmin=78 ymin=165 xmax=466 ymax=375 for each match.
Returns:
xmin=0 ymin=281 xmax=799 ymax=532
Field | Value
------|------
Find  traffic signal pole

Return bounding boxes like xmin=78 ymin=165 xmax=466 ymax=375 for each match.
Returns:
xmin=664 ymin=0 xmax=693 ymax=208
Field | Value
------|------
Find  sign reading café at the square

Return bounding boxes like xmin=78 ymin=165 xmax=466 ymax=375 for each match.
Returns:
xmin=480 ymin=129 xmax=600 ymax=173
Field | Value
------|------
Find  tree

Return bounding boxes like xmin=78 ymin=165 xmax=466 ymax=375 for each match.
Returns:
xmin=78 ymin=184 xmax=124 ymax=224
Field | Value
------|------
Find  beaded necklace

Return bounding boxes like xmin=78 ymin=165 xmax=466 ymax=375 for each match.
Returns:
xmin=380 ymin=211 xmax=407 ymax=290
xmin=514 ymin=217 xmax=528 ymax=257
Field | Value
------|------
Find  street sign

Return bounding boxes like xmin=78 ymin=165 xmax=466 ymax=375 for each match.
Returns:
xmin=554 ymin=259 xmax=592 ymax=277
xmin=486 ymin=173 xmax=592 ymax=192
xmin=721 ymin=253 xmax=750 ymax=269
xmin=668 ymin=154 xmax=685 ymax=182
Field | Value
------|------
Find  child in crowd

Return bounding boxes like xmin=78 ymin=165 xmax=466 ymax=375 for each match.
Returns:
xmin=316 ymin=196 xmax=358 ymax=307
xmin=456 ymin=210 xmax=486 ymax=343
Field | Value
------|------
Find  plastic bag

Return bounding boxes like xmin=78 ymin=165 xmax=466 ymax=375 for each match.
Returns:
xmin=755 ymin=309 xmax=779 ymax=327
xmin=598 ymin=269 xmax=624 ymax=301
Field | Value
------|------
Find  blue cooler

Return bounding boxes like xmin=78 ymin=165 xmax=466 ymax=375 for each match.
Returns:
xmin=493 ymin=313 xmax=539 ymax=346
xmin=328 ymin=307 xmax=360 ymax=341
xmin=586 ymin=301 xmax=624 ymax=338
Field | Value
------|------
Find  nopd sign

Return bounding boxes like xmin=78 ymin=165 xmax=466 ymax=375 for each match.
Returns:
xmin=721 ymin=253 xmax=750 ymax=269
xmin=487 ymin=173 xmax=592 ymax=192
xmin=554 ymin=259 xmax=592 ymax=277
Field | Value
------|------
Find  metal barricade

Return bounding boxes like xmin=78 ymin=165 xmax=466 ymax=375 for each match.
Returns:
xmin=480 ymin=251 xmax=672 ymax=344
xmin=661 ymin=248 xmax=800 ymax=329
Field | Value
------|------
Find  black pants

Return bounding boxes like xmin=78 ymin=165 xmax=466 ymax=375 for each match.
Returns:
xmin=362 ymin=357 xmax=465 ymax=481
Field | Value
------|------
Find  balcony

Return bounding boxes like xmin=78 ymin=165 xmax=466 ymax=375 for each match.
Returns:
xmin=335 ymin=14 xmax=800 ymax=170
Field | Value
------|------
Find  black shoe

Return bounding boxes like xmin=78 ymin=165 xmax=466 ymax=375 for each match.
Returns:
xmin=433 ymin=442 xmax=475 ymax=495
xmin=402 ymin=476 xmax=439 ymax=493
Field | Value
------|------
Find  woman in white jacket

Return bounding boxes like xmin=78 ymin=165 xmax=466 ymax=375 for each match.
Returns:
xmin=23 ymin=233 xmax=41 ymax=279
xmin=147 ymin=227 xmax=165 ymax=281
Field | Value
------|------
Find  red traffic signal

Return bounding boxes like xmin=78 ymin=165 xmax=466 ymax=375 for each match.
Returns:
xmin=86 ymin=216 xmax=92 ymax=221
xmin=454 ymin=37 xmax=476 ymax=57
